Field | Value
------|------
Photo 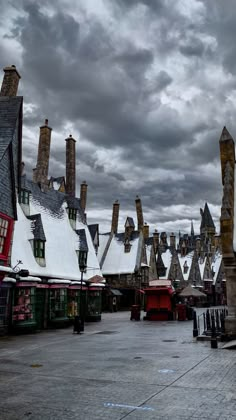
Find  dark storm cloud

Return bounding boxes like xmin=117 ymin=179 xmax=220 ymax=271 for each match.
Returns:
xmin=0 ymin=0 xmax=230 ymax=233
xmin=202 ymin=0 xmax=236 ymax=74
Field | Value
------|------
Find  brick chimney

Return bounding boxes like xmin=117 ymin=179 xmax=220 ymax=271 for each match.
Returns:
xmin=153 ymin=229 xmax=159 ymax=253
xmin=142 ymin=222 xmax=149 ymax=239
xmin=0 ymin=65 xmax=21 ymax=96
xmin=111 ymin=200 xmax=120 ymax=234
xmin=80 ymin=181 xmax=87 ymax=211
xmin=135 ymin=195 xmax=144 ymax=232
xmin=65 ymin=134 xmax=76 ymax=197
xmin=170 ymin=232 xmax=176 ymax=249
xmin=33 ymin=119 xmax=52 ymax=185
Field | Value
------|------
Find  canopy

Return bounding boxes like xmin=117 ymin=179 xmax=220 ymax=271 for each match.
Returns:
xmin=179 ymin=285 xmax=206 ymax=297
xmin=87 ymin=275 xmax=105 ymax=283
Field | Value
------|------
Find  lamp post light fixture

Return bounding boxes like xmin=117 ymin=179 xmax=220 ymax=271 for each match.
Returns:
xmin=78 ymin=249 xmax=88 ymax=332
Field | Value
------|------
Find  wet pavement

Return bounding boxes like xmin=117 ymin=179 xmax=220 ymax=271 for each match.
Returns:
xmin=0 ymin=311 xmax=236 ymax=419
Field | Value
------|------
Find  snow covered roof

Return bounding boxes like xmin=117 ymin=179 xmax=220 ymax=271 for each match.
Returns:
xmin=101 ymin=233 xmax=141 ymax=275
xmin=11 ymin=187 xmax=102 ymax=281
xmin=159 ymin=249 xmax=172 ymax=279
xmin=199 ymin=256 xmax=206 ymax=280
xmin=211 ymin=252 xmax=222 ymax=285
xmin=178 ymin=251 xmax=194 ymax=281
xmin=97 ymin=233 xmax=110 ymax=263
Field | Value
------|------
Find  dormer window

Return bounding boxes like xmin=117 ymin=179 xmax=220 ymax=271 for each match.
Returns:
xmin=68 ymin=208 xmax=77 ymax=221
xmin=183 ymin=261 xmax=189 ymax=274
xmin=0 ymin=217 xmax=9 ymax=254
xmin=20 ymin=189 xmax=29 ymax=205
xmin=34 ymin=240 xmax=45 ymax=259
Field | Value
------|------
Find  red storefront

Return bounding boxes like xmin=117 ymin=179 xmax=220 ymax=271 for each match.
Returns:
xmin=0 ymin=214 xmax=15 ymax=334
xmin=144 ymin=280 xmax=175 ymax=321
xmin=0 ymin=212 xmax=14 ymax=270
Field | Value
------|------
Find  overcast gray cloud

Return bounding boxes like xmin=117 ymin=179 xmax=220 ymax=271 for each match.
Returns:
xmin=1 ymin=0 xmax=234 ymax=234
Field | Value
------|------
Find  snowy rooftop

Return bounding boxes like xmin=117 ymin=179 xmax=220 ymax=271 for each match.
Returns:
xmin=178 ymin=251 xmax=194 ymax=281
xmin=12 ymin=193 xmax=102 ymax=281
xmin=211 ymin=252 xmax=222 ymax=285
xmin=101 ymin=234 xmax=140 ymax=275
xmin=159 ymin=249 xmax=172 ymax=279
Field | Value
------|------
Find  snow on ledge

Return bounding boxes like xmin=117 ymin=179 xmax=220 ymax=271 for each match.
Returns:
xmin=19 ymin=276 xmax=41 ymax=282
xmin=48 ymin=279 xmax=71 ymax=284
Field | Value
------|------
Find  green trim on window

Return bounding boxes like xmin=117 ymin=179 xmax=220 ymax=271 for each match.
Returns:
xmin=34 ymin=240 xmax=45 ymax=258
xmin=19 ymin=189 xmax=30 ymax=205
xmin=68 ymin=208 xmax=77 ymax=221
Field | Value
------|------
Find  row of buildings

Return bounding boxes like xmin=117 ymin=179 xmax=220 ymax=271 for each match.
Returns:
xmin=0 ymin=65 xmax=226 ymax=334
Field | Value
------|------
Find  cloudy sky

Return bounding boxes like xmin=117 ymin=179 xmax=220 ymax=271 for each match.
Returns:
xmin=0 ymin=0 xmax=234 ymax=235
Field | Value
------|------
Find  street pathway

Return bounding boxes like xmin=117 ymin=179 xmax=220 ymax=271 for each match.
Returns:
xmin=0 ymin=311 xmax=235 ymax=419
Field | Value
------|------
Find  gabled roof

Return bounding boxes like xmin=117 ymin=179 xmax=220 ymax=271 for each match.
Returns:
xmin=0 ymin=96 xmax=22 ymax=162
xmin=20 ymin=175 xmax=86 ymax=223
xmin=101 ymin=232 xmax=141 ymax=275
xmin=125 ymin=217 xmax=135 ymax=228
xmin=12 ymin=197 xmax=102 ymax=281
xmin=88 ymin=224 xmax=99 ymax=241
xmin=200 ymin=202 xmax=215 ymax=230
xmin=158 ymin=249 xmax=172 ymax=279
xmin=211 ymin=252 xmax=222 ymax=285
xmin=27 ymin=214 xmax=46 ymax=241
xmin=178 ymin=251 xmax=194 ymax=281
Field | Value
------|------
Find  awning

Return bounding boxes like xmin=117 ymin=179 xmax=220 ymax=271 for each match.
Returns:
xmin=110 ymin=288 xmax=123 ymax=296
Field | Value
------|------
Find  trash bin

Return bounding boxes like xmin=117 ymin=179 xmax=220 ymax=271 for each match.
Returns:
xmin=130 ymin=305 xmax=141 ymax=321
xmin=73 ymin=315 xmax=84 ymax=333
xmin=176 ymin=304 xmax=187 ymax=321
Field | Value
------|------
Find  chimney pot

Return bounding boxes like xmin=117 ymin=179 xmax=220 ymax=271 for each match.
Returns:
xmin=66 ymin=135 xmax=76 ymax=196
xmin=111 ymin=200 xmax=120 ymax=234
xmin=0 ymin=65 xmax=21 ymax=96
xmin=34 ymin=120 xmax=52 ymax=184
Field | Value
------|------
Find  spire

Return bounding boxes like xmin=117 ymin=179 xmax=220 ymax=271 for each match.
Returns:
xmin=219 ymin=126 xmax=234 ymax=142
xmin=200 ymin=202 xmax=215 ymax=230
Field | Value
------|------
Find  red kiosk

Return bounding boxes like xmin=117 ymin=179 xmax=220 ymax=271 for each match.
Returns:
xmin=144 ymin=280 xmax=175 ymax=321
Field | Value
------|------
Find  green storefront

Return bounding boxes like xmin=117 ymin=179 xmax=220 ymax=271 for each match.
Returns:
xmin=86 ymin=284 xmax=104 ymax=322
xmin=48 ymin=280 xmax=70 ymax=327
xmin=68 ymin=282 xmax=87 ymax=321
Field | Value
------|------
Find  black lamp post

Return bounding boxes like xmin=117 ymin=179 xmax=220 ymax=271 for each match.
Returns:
xmin=78 ymin=249 xmax=88 ymax=332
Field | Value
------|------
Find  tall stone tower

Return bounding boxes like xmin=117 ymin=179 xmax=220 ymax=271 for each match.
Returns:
xmin=219 ymin=126 xmax=236 ymax=338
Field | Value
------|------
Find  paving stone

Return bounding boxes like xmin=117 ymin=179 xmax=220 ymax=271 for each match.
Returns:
xmin=0 ymin=310 xmax=235 ymax=419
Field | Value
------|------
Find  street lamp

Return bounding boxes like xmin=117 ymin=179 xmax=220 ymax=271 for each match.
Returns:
xmin=78 ymin=249 xmax=88 ymax=332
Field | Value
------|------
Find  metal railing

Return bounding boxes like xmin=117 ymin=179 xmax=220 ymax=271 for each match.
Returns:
xmin=193 ymin=307 xmax=228 ymax=340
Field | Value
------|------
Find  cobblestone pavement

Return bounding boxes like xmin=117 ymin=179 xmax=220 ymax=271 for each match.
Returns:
xmin=0 ymin=310 xmax=235 ymax=419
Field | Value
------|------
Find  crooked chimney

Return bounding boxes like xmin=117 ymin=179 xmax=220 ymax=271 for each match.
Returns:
xmin=65 ymin=134 xmax=76 ymax=197
xmin=80 ymin=181 xmax=87 ymax=211
xmin=33 ymin=119 xmax=52 ymax=185
xmin=135 ymin=195 xmax=144 ymax=232
xmin=153 ymin=229 xmax=159 ymax=253
xmin=111 ymin=200 xmax=120 ymax=234
xmin=142 ymin=222 xmax=149 ymax=239
xmin=170 ymin=232 xmax=176 ymax=249
xmin=0 ymin=65 xmax=21 ymax=96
